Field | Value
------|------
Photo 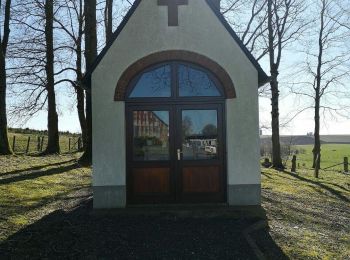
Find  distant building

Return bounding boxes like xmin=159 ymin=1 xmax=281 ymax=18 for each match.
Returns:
xmin=133 ymin=111 xmax=168 ymax=145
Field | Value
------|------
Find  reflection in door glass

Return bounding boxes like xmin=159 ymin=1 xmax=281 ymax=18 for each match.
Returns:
xmin=182 ymin=110 xmax=218 ymax=160
xmin=133 ymin=111 xmax=169 ymax=161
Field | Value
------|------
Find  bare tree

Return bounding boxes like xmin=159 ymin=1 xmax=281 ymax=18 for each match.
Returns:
xmin=6 ymin=1 xmax=65 ymax=153
xmin=222 ymin=0 xmax=268 ymax=60
xmin=79 ymin=0 xmax=97 ymax=165
xmin=7 ymin=1 xmax=49 ymax=121
xmin=0 ymin=0 xmax=13 ymax=155
xmin=44 ymin=0 xmax=60 ymax=154
xmin=223 ymin=0 xmax=306 ymax=169
xmin=289 ymin=0 xmax=350 ymax=177
xmin=267 ymin=0 xmax=305 ymax=169
xmin=54 ymin=0 xmax=87 ymax=150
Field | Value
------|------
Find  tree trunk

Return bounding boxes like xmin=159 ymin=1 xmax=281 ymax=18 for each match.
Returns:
xmin=0 ymin=49 xmax=12 ymax=155
xmin=0 ymin=0 xmax=13 ymax=155
xmin=104 ymin=0 xmax=113 ymax=43
xmin=312 ymin=0 xmax=325 ymax=177
xmin=76 ymin=11 xmax=87 ymax=150
xmin=79 ymin=0 xmax=97 ymax=165
xmin=267 ymin=0 xmax=283 ymax=169
xmin=44 ymin=0 xmax=60 ymax=154
xmin=312 ymin=95 xmax=321 ymax=172
xmin=270 ymin=71 xmax=283 ymax=168
xmin=76 ymin=87 xmax=87 ymax=149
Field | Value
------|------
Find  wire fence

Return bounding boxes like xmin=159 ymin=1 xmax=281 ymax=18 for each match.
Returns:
xmin=261 ymin=155 xmax=349 ymax=175
xmin=9 ymin=134 xmax=83 ymax=154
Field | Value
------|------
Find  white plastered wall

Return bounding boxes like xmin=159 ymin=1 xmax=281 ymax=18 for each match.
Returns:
xmin=92 ymin=0 xmax=260 ymax=189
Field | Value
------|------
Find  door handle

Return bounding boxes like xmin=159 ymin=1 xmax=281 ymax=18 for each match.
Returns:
xmin=177 ymin=149 xmax=183 ymax=160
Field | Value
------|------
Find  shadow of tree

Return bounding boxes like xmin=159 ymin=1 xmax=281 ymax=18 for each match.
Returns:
xmin=0 ymin=163 xmax=80 ymax=185
xmin=282 ymin=170 xmax=349 ymax=203
xmin=0 ymin=187 xmax=91 ymax=224
xmin=262 ymin=191 xmax=347 ymax=231
xmin=261 ymin=171 xmax=273 ymax=179
xmin=322 ymin=182 xmax=350 ymax=192
xmin=0 ymin=201 xmax=288 ymax=259
xmin=0 ymin=159 xmax=77 ymax=177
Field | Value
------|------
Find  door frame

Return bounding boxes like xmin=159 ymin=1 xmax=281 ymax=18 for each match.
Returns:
xmin=126 ymin=104 xmax=175 ymax=204
xmin=125 ymin=100 xmax=227 ymax=204
xmin=175 ymin=103 xmax=226 ymax=203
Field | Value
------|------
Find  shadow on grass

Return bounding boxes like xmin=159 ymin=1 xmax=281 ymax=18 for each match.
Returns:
xmin=282 ymin=170 xmax=349 ymax=203
xmin=263 ymin=191 xmax=346 ymax=230
xmin=322 ymin=182 xmax=350 ymax=193
xmin=0 ymin=159 xmax=77 ymax=177
xmin=261 ymin=171 xmax=273 ymax=179
xmin=0 ymin=163 xmax=80 ymax=185
xmin=0 ymin=201 xmax=288 ymax=259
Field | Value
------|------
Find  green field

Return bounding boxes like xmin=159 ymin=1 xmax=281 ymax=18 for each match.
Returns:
xmin=292 ymin=144 xmax=350 ymax=171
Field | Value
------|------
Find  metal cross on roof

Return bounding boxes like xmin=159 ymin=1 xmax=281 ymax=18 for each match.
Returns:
xmin=158 ymin=0 xmax=189 ymax=26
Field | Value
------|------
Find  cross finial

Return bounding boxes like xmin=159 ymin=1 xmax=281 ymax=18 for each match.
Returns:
xmin=158 ymin=0 xmax=189 ymax=26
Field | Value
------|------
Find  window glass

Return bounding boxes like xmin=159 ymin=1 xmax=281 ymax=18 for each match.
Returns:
xmin=129 ymin=65 xmax=171 ymax=97
xmin=133 ymin=111 xmax=169 ymax=161
xmin=178 ymin=65 xmax=221 ymax=97
xmin=181 ymin=110 xmax=218 ymax=160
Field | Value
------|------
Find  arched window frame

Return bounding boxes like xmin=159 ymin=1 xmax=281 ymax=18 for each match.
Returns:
xmin=125 ymin=61 xmax=226 ymax=102
xmin=114 ymin=51 xmax=237 ymax=101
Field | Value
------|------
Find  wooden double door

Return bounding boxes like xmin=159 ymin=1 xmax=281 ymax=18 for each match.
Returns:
xmin=126 ymin=103 xmax=226 ymax=204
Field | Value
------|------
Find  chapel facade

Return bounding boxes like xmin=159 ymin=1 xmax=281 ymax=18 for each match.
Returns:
xmin=89 ymin=0 xmax=268 ymax=208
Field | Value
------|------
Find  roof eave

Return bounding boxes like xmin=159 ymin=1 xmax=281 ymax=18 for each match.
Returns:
xmin=258 ymin=74 xmax=271 ymax=87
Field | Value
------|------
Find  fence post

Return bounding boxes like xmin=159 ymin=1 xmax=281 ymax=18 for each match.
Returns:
xmin=344 ymin=157 xmax=349 ymax=173
xmin=40 ymin=136 xmax=44 ymax=152
xmin=12 ymin=136 xmax=16 ymax=152
xmin=314 ymin=154 xmax=321 ymax=178
xmin=37 ymin=136 xmax=41 ymax=151
xmin=291 ymin=155 xmax=297 ymax=173
xmin=26 ymin=136 xmax=31 ymax=154
xmin=68 ymin=138 xmax=71 ymax=152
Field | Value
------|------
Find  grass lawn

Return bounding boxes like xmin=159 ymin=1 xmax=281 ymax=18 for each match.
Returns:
xmin=0 ymin=153 xmax=91 ymax=241
xmin=262 ymin=168 xmax=350 ymax=259
xmin=0 ymin=154 xmax=349 ymax=259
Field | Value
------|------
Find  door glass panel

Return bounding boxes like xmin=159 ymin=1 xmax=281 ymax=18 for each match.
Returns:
xmin=178 ymin=65 xmax=221 ymax=97
xmin=182 ymin=110 xmax=218 ymax=160
xmin=129 ymin=65 xmax=171 ymax=97
xmin=133 ymin=111 xmax=169 ymax=161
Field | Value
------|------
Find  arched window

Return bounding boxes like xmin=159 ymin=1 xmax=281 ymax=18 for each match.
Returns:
xmin=178 ymin=64 xmax=221 ymax=97
xmin=129 ymin=65 xmax=172 ymax=98
xmin=127 ymin=62 xmax=224 ymax=99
